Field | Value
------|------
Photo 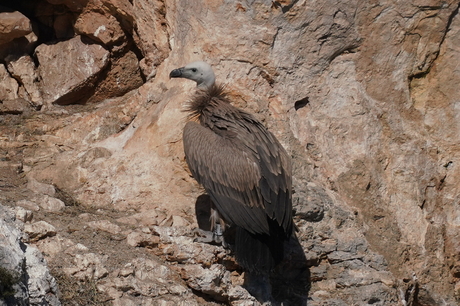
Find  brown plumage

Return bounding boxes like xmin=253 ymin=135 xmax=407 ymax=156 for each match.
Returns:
xmin=170 ymin=61 xmax=294 ymax=273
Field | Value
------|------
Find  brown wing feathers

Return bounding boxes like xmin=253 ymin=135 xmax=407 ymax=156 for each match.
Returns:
xmin=171 ymin=62 xmax=294 ymax=273
xmin=183 ymin=85 xmax=292 ymax=237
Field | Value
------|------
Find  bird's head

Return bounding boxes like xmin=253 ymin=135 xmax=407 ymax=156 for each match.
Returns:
xmin=169 ymin=61 xmax=216 ymax=89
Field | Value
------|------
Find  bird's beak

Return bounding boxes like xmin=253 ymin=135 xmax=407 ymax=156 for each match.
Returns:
xmin=169 ymin=67 xmax=184 ymax=78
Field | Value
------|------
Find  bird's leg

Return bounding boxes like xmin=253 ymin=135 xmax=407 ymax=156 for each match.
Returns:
xmin=193 ymin=228 xmax=215 ymax=243
xmin=193 ymin=205 xmax=227 ymax=246
xmin=209 ymin=206 xmax=225 ymax=245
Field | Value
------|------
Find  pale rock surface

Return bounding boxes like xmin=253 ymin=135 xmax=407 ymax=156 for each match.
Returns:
xmin=132 ymin=0 xmax=169 ymax=78
xmin=35 ymin=235 xmax=76 ymax=259
xmin=64 ymin=252 xmax=109 ymax=280
xmin=26 ymin=178 xmax=56 ymax=196
xmin=0 ymin=11 xmax=32 ymax=45
xmin=64 ymin=243 xmax=89 ymax=255
xmin=25 ymin=246 xmax=60 ymax=305
xmin=0 ymin=98 xmax=28 ymax=115
xmin=116 ymin=209 xmax=162 ymax=226
xmin=14 ymin=206 xmax=34 ymax=223
xmin=24 ymin=221 xmax=57 ymax=242
xmin=0 ymin=205 xmax=60 ymax=306
xmin=126 ymin=231 xmax=159 ymax=247
xmin=87 ymin=219 xmax=122 ymax=234
xmin=37 ymin=195 xmax=65 ymax=212
xmin=16 ymin=199 xmax=40 ymax=212
xmin=35 ymin=35 xmax=110 ymax=105
xmin=96 ymin=257 xmax=200 ymax=305
xmin=181 ymin=264 xmax=230 ymax=299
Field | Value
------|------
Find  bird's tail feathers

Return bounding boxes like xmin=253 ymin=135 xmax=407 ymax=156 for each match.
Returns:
xmin=234 ymin=223 xmax=287 ymax=274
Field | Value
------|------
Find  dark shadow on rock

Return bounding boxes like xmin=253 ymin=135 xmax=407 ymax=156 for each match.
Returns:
xmin=194 ymin=193 xmax=311 ymax=305
xmin=195 ymin=194 xmax=213 ymax=231
xmin=270 ymin=233 xmax=311 ymax=305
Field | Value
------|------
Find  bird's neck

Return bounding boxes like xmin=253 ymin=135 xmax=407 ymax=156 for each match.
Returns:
xmin=197 ymin=81 xmax=215 ymax=90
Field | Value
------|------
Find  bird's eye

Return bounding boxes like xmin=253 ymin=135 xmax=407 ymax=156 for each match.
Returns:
xmin=191 ymin=68 xmax=197 ymax=72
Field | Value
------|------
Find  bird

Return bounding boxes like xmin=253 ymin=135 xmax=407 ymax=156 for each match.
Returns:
xmin=170 ymin=61 xmax=294 ymax=274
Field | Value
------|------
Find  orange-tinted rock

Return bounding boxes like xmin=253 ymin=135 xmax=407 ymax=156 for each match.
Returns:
xmin=89 ymin=50 xmax=143 ymax=102
xmin=35 ymin=35 xmax=109 ymax=105
xmin=74 ymin=10 xmax=126 ymax=47
xmin=0 ymin=11 xmax=32 ymax=45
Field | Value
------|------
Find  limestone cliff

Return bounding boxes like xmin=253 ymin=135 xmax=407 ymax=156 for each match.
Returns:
xmin=1 ymin=0 xmax=459 ymax=305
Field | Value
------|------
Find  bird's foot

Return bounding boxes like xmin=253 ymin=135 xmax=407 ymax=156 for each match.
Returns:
xmin=193 ymin=228 xmax=224 ymax=245
xmin=193 ymin=226 xmax=226 ymax=246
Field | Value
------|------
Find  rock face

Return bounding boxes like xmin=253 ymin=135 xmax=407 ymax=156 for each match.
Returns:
xmin=0 ymin=0 xmax=459 ymax=305
xmin=74 ymin=10 xmax=126 ymax=47
xmin=35 ymin=36 xmax=110 ymax=105
xmin=6 ymin=56 xmax=43 ymax=107
xmin=0 ymin=64 xmax=18 ymax=101
xmin=0 ymin=11 xmax=32 ymax=45
xmin=0 ymin=205 xmax=60 ymax=306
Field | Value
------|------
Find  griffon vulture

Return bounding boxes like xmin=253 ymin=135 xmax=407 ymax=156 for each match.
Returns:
xmin=170 ymin=61 xmax=294 ymax=273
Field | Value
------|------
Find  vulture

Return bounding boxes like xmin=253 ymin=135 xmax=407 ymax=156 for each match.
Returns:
xmin=170 ymin=61 xmax=294 ymax=274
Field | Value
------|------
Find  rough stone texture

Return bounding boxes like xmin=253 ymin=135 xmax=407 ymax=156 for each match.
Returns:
xmin=89 ymin=50 xmax=144 ymax=102
xmin=24 ymin=221 xmax=57 ymax=242
xmin=0 ymin=30 xmax=38 ymax=62
xmin=96 ymin=257 xmax=201 ymax=306
xmin=0 ymin=63 xmax=19 ymax=101
xmin=132 ymin=0 xmax=170 ymax=78
xmin=74 ymin=10 xmax=126 ymax=47
xmin=35 ymin=35 xmax=109 ymax=105
xmin=0 ymin=98 xmax=29 ymax=115
xmin=0 ymin=11 xmax=32 ymax=45
xmin=37 ymin=195 xmax=65 ymax=212
xmin=0 ymin=205 xmax=60 ymax=306
xmin=26 ymin=178 xmax=56 ymax=197
xmin=0 ymin=0 xmax=459 ymax=305
xmin=126 ymin=231 xmax=159 ymax=247
xmin=14 ymin=206 xmax=34 ymax=223
xmin=63 ymin=253 xmax=109 ymax=280
xmin=87 ymin=219 xmax=122 ymax=234
xmin=6 ymin=55 xmax=43 ymax=107
xmin=16 ymin=200 xmax=40 ymax=212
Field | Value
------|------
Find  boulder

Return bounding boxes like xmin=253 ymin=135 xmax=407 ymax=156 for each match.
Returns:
xmin=0 ymin=98 xmax=29 ymax=115
xmin=88 ymin=50 xmax=144 ymax=102
xmin=87 ymin=220 xmax=122 ymax=235
xmin=0 ymin=63 xmax=18 ymax=101
xmin=131 ymin=0 xmax=169 ymax=78
xmin=0 ymin=205 xmax=60 ymax=306
xmin=74 ymin=11 xmax=126 ymax=47
xmin=0 ymin=11 xmax=32 ymax=45
xmin=6 ymin=55 xmax=43 ymax=107
xmin=35 ymin=35 xmax=109 ymax=105
xmin=24 ymin=221 xmax=57 ymax=242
